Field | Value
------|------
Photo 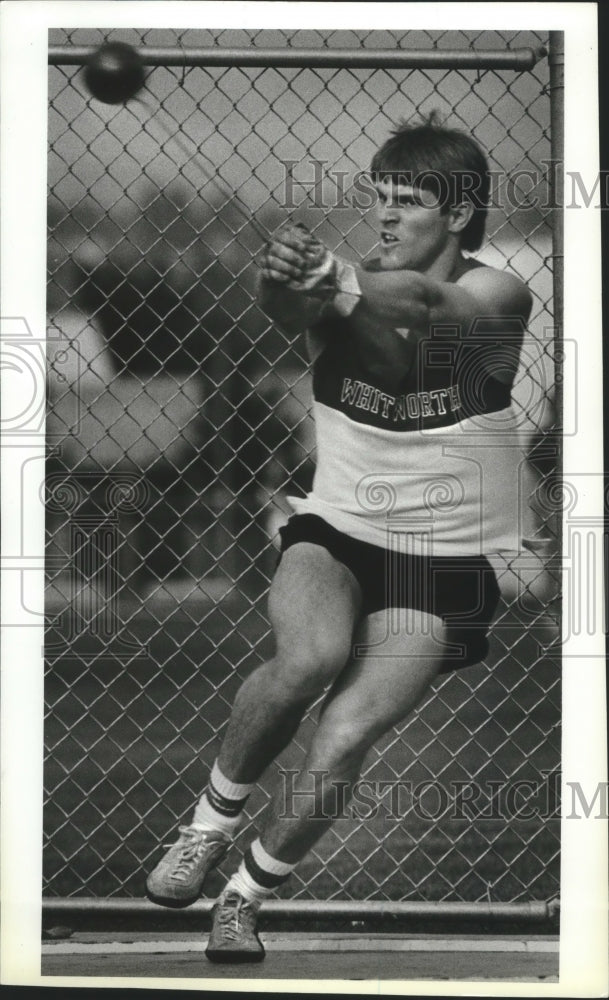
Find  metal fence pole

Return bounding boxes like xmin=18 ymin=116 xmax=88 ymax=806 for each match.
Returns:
xmin=43 ymin=897 xmax=554 ymax=922
xmin=48 ymin=45 xmax=547 ymax=69
xmin=549 ymin=32 xmax=564 ymax=428
xmin=547 ymin=31 xmax=564 ymax=629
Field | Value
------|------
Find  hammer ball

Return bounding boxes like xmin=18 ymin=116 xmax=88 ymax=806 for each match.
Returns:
xmin=84 ymin=42 xmax=146 ymax=105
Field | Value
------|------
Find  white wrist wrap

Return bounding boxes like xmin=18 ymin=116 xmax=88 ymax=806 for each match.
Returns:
xmin=286 ymin=242 xmax=362 ymax=317
xmin=333 ymin=259 xmax=362 ymax=317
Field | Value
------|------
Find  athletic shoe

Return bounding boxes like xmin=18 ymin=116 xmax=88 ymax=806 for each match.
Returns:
xmin=145 ymin=826 xmax=230 ymax=908
xmin=205 ymin=890 xmax=265 ymax=963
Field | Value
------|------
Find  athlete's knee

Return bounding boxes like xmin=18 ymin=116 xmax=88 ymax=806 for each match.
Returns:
xmin=311 ymin=716 xmax=378 ymax=769
xmin=270 ymin=635 xmax=352 ymax=701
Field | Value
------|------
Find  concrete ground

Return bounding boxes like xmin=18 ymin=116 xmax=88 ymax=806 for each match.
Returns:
xmin=41 ymin=931 xmax=559 ymax=984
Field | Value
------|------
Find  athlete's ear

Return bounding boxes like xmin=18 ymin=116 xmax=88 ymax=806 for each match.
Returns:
xmin=447 ymin=200 xmax=474 ymax=237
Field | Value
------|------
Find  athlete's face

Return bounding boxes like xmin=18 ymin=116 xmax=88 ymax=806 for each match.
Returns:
xmin=375 ymin=177 xmax=452 ymax=272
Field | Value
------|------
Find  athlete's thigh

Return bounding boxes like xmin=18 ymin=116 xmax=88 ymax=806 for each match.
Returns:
xmin=317 ymin=608 xmax=448 ymax=742
xmin=269 ymin=542 xmax=362 ymax=662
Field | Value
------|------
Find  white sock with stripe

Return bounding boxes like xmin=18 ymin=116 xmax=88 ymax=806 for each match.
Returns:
xmin=191 ymin=760 xmax=254 ymax=836
xmin=223 ymin=839 xmax=295 ymax=906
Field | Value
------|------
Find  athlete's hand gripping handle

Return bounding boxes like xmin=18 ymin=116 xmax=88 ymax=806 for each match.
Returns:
xmin=261 ymin=223 xmax=362 ymax=316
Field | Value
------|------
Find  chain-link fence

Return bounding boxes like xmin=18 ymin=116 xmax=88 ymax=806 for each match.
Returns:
xmin=45 ymin=29 xmax=561 ymax=912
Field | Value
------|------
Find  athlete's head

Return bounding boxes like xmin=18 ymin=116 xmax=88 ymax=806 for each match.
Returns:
xmin=370 ymin=113 xmax=490 ymax=271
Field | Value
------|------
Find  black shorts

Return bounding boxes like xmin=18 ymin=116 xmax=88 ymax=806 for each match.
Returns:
xmin=278 ymin=514 xmax=501 ymax=672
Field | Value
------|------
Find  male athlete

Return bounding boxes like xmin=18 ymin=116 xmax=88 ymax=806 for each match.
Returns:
xmin=146 ymin=117 xmax=533 ymax=961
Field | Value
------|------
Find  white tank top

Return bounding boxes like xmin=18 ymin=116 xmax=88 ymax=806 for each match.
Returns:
xmin=288 ymin=312 xmax=524 ymax=557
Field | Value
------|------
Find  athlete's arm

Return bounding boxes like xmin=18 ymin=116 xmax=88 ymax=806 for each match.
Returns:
xmin=350 ymin=265 xmax=533 ymax=383
xmin=259 ymin=223 xmax=531 ymax=335
xmin=258 ymin=224 xmax=532 ymax=384
xmin=355 ymin=265 xmax=532 ymax=335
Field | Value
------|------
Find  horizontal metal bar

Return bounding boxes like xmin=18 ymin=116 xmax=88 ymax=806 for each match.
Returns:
xmin=48 ymin=45 xmax=547 ymax=70
xmin=43 ymin=898 xmax=553 ymax=921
